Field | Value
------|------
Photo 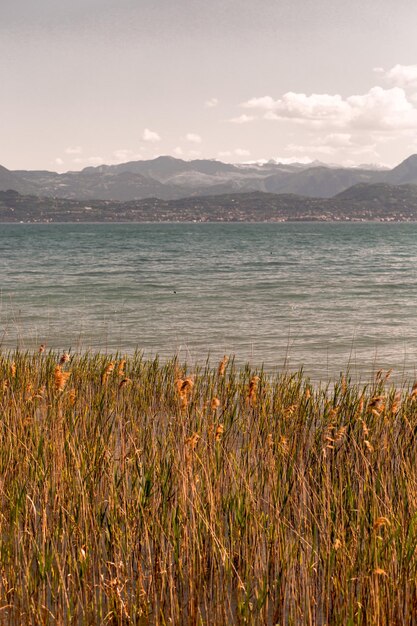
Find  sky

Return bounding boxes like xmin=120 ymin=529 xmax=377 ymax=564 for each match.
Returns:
xmin=1 ymin=0 xmax=417 ymax=171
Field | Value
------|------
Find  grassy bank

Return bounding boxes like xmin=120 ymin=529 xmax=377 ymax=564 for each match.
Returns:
xmin=0 ymin=351 xmax=416 ymax=624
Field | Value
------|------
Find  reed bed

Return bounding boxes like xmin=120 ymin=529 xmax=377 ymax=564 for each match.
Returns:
xmin=0 ymin=352 xmax=417 ymax=624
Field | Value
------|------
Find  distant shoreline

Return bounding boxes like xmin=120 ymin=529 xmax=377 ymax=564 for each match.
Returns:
xmin=2 ymin=184 xmax=417 ymax=223
xmin=1 ymin=218 xmax=417 ymax=224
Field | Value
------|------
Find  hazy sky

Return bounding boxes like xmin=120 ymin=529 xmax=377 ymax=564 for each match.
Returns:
xmin=1 ymin=0 xmax=417 ymax=170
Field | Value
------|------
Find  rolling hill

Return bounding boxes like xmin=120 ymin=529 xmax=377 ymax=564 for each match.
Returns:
xmin=2 ymin=182 xmax=417 ymax=223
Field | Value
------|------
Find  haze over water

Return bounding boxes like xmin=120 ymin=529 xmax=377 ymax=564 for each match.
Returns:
xmin=1 ymin=221 xmax=417 ymax=380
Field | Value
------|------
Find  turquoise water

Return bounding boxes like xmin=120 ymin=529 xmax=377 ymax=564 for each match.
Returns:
xmin=1 ymin=221 xmax=417 ymax=379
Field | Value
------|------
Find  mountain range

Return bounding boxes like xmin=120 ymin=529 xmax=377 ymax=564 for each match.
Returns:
xmin=2 ymin=154 xmax=417 ymax=202
xmin=2 ymin=182 xmax=417 ymax=223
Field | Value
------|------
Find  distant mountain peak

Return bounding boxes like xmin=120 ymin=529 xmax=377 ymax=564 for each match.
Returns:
xmin=386 ymin=153 xmax=417 ymax=185
xmin=2 ymin=153 xmax=417 ymax=203
xmin=152 ymin=155 xmax=185 ymax=163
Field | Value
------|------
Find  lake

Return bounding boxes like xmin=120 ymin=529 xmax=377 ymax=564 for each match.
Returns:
xmin=1 ymin=221 xmax=417 ymax=379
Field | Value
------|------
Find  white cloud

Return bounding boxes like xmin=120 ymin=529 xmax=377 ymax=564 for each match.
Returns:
xmin=185 ymin=133 xmax=202 ymax=144
xmin=234 ymin=148 xmax=251 ymax=157
xmin=243 ymin=92 xmax=351 ymax=121
xmin=188 ymin=150 xmax=201 ymax=157
xmin=242 ymin=86 xmax=417 ymax=132
xmin=173 ymin=146 xmax=184 ymax=156
xmin=229 ymin=114 xmax=255 ymax=124
xmin=243 ymin=96 xmax=277 ymax=110
xmin=205 ymin=97 xmax=219 ymax=108
xmin=217 ymin=150 xmax=232 ymax=159
xmin=142 ymin=128 xmax=161 ymax=142
xmin=348 ymin=87 xmax=417 ymax=130
xmin=55 ymin=157 xmax=64 ymax=165
xmin=383 ymin=64 xmax=417 ymax=87
xmin=65 ymin=146 xmax=83 ymax=155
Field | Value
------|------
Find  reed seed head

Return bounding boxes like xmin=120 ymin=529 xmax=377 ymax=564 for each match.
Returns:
xmin=211 ymin=397 xmax=221 ymax=411
xmin=59 ymin=352 xmax=70 ymax=365
xmin=218 ymin=355 xmax=229 ymax=377
xmin=215 ymin=424 xmax=224 ymax=441
xmin=373 ymin=516 xmax=390 ymax=531
xmin=102 ymin=362 xmax=115 ymax=385
xmin=54 ymin=365 xmax=70 ymax=391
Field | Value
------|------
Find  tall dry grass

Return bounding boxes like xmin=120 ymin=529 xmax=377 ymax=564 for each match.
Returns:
xmin=0 ymin=352 xmax=417 ymax=624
